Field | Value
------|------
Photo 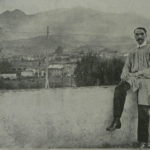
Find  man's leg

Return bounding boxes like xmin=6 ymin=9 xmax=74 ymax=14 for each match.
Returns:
xmin=106 ymin=80 xmax=130 ymax=131
xmin=138 ymin=105 xmax=149 ymax=146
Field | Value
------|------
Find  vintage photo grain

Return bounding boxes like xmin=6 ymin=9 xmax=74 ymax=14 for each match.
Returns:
xmin=0 ymin=0 xmax=150 ymax=148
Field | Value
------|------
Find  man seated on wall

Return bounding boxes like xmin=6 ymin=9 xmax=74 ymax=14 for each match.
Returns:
xmin=106 ymin=27 xmax=150 ymax=148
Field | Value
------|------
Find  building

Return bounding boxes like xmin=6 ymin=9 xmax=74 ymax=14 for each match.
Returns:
xmin=21 ymin=70 xmax=35 ymax=77
xmin=0 ymin=73 xmax=17 ymax=80
xmin=47 ymin=63 xmax=76 ymax=87
xmin=48 ymin=64 xmax=64 ymax=87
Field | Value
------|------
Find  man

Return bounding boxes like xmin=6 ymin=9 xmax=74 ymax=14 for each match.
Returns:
xmin=106 ymin=27 xmax=150 ymax=148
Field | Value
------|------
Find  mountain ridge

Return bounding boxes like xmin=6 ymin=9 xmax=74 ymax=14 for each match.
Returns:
xmin=0 ymin=7 xmax=149 ymax=55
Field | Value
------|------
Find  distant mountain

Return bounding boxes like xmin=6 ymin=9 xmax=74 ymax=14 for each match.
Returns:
xmin=0 ymin=9 xmax=26 ymax=18
xmin=1 ymin=32 xmax=98 ymax=55
xmin=0 ymin=34 xmax=135 ymax=56
xmin=0 ymin=9 xmax=34 ymax=40
xmin=0 ymin=7 xmax=150 ymax=55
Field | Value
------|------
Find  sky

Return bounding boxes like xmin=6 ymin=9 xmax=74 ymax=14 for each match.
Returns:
xmin=0 ymin=0 xmax=150 ymax=19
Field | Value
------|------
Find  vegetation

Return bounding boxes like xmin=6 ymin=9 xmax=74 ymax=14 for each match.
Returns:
xmin=0 ymin=60 xmax=14 ymax=73
xmin=0 ymin=53 xmax=125 ymax=89
xmin=0 ymin=60 xmax=45 ymax=89
xmin=0 ymin=78 xmax=45 ymax=90
xmin=55 ymin=46 xmax=63 ymax=54
xmin=74 ymin=53 xmax=124 ymax=87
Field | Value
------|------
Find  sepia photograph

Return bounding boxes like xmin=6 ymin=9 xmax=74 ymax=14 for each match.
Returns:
xmin=0 ymin=0 xmax=150 ymax=148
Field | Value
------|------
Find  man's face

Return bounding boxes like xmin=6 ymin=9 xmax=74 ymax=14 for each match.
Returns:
xmin=134 ymin=29 xmax=147 ymax=45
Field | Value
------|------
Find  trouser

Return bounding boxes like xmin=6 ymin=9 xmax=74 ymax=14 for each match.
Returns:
xmin=113 ymin=80 xmax=130 ymax=118
xmin=113 ymin=80 xmax=150 ymax=143
xmin=138 ymin=105 xmax=149 ymax=143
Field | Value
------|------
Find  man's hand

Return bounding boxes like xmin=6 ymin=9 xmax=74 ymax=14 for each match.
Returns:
xmin=129 ymin=71 xmax=143 ymax=78
xmin=121 ymin=72 xmax=129 ymax=81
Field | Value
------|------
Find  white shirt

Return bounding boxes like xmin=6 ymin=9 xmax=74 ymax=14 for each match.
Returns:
xmin=137 ymin=40 xmax=147 ymax=48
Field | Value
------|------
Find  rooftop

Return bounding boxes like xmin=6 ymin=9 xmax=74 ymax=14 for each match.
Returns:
xmin=48 ymin=64 xmax=64 ymax=69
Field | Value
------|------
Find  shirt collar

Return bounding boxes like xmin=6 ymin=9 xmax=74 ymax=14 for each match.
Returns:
xmin=137 ymin=40 xmax=147 ymax=48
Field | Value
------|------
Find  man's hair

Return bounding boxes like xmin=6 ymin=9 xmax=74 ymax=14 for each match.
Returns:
xmin=134 ymin=27 xmax=147 ymax=34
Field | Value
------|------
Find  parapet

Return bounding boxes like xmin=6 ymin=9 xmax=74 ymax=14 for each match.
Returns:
xmin=0 ymin=86 xmax=138 ymax=148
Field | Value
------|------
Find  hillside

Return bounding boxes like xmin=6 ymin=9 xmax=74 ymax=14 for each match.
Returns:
xmin=0 ymin=7 xmax=149 ymax=55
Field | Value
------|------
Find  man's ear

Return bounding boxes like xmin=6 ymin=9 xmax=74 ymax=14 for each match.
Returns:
xmin=145 ymin=33 xmax=147 ymax=37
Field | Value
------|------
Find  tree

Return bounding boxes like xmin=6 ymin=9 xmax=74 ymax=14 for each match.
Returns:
xmin=74 ymin=53 xmax=124 ymax=87
xmin=0 ymin=60 xmax=14 ymax=73
xmin=55 ymin=46 xmax=63 ymax=55
xmin=74 ymin=53 xmax=99 ymax=86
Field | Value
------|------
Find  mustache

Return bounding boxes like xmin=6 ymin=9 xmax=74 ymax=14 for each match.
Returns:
xmin=137 ymin=38 xmax=144 ymax=40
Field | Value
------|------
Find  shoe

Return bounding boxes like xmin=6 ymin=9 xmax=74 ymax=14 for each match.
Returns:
xmin=139 ymin=142 xmax=147 ymax=148
xmin=147 ymin=143 xmax=150 ymax=148
xmin=106 ymin=118 xmax=121 ymax=131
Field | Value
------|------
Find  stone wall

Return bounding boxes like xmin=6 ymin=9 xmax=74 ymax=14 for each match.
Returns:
xmin=0 ymin=86 xmax=138 ymax=148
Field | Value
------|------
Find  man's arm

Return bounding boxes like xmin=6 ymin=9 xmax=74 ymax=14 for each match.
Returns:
xmin=131 ymin=68 xmax=150 ymax=78
xmin=120 ymin=53 xmax=131 ymax=81
xmin=130 ymin=50 xmax=150 ymax=78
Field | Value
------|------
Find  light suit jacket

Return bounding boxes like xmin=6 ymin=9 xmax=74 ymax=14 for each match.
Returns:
xmin=121 ymin=44 xmax=150 ymax=105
